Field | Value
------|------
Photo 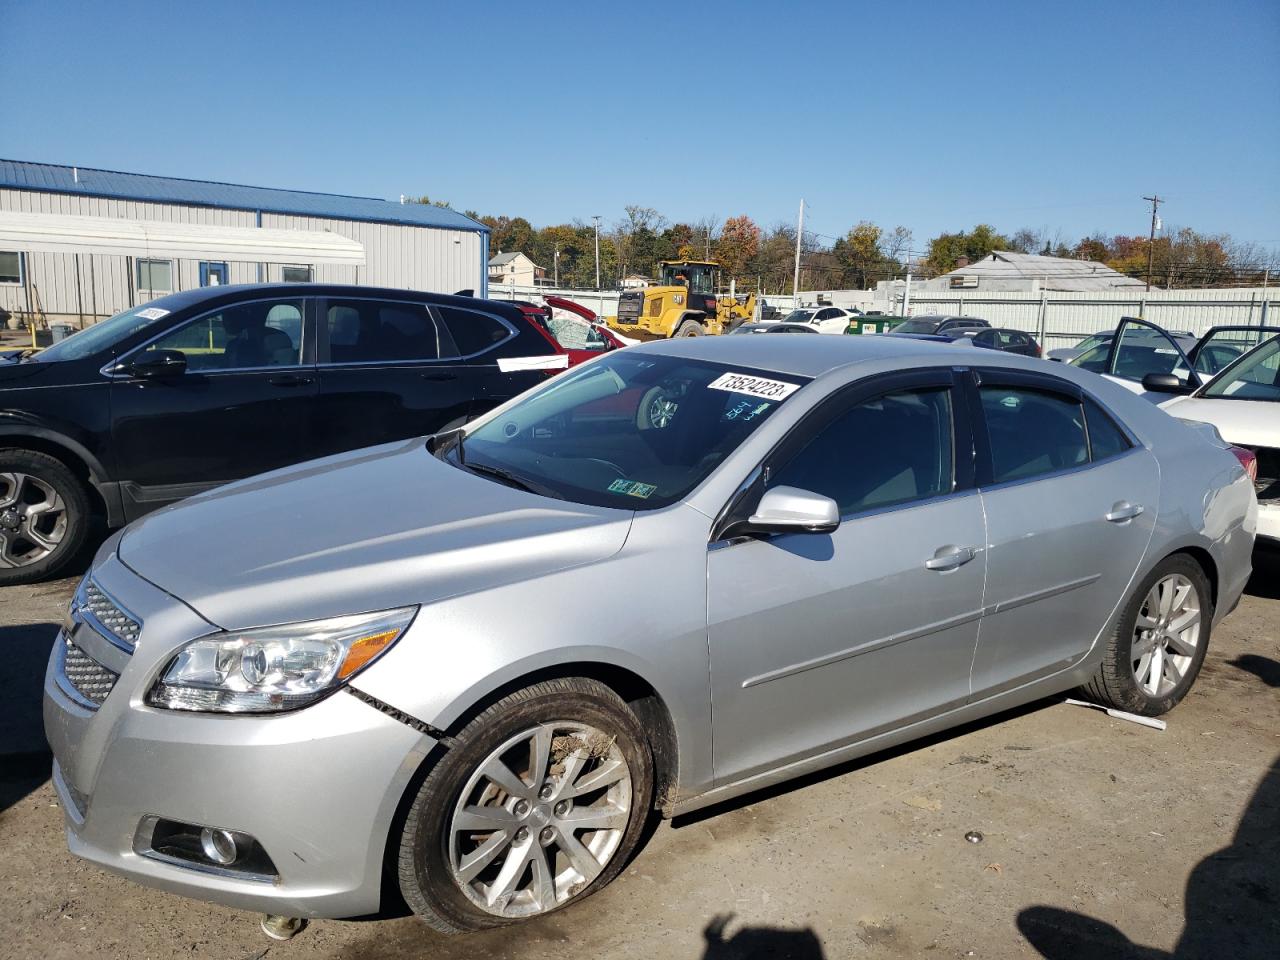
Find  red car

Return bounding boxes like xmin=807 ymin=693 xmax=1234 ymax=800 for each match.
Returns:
xmin=504 ymin=296 xmax=629 ymax=366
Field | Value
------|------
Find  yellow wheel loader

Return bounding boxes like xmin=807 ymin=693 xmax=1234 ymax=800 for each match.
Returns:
xmin=606 ymin=260 xmax=756 ymax=339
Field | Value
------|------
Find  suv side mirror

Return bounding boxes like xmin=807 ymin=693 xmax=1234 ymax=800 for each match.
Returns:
xmin=1141 ymin=372 xmax=1191 ymax=395
xmin=743 ymin=486 xmax=840 ymax=535
xmin=129 ymin=349 xmax=187 ymax=379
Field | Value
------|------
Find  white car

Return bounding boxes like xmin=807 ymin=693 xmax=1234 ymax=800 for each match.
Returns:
xmin=775 ymin=306 xmax=861 ymax=335
xmin=1159 ymin=333 xmax=1280 ymax=545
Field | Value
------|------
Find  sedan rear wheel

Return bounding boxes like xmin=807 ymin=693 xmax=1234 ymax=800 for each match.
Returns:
xmin=1079 ymin=554 xmax=1212 ymax=716
xmin=398 ymin=678 xmax=654 ymax=933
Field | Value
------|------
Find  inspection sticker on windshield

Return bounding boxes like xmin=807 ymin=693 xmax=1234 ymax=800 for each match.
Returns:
xmin=135 ymin=307 xmax=170 ymax=320
xmin=608 ymin=479 xmax=657 ymax=499
xmin=707 ymin=372 xmax=800 ymax=401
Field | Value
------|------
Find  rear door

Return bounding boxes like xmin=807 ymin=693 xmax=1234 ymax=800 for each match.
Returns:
xmin=967 ymin=368 xmax=1159 ymax=696
xmin=314 ymin=295 xmax=477 ymax=457
xmin=109 ymin=296 xmax=317 ymax=517
xmin=1084 ymin=317 xmax=1200 ymax=397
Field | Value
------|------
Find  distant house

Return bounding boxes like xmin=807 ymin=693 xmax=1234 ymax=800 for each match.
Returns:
xmin=918 ymin=251 xmax=1145 ymax=293
xmin=488 ymin=251 xmax=548 ymax=287
xmin=621 ymin=274 xmax=652 ymax=289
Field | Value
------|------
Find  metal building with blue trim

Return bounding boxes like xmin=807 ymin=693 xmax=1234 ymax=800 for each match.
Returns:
xmin=0 ymin=159 xmax=490 ymax=327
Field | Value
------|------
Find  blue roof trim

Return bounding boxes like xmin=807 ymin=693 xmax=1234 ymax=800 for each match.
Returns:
xmin=0 ymin=159 xmax=488 ymax=234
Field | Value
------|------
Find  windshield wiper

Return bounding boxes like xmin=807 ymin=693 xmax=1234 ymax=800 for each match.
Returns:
xmin=462 ymin=461 xmax=562 ymax=499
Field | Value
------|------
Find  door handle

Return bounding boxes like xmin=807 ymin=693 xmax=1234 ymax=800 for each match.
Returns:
xmin=925 ymin=544 xmax=977 ymax=572
xmin=421 ymin=372 xmax=459 ymax=382
xmin=268 ymin=374 xmax=313 ymax=387
xmin=1105 ymin=501 xmax=1144 ymax=523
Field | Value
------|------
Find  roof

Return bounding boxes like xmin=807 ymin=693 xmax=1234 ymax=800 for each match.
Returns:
xmin=488 ymin=252 xmax=526 ymax=266
xmin=0 ymin=159 xmax=488 ymax=234
xmin=943 ymin=251 xmax=1144 ymax=290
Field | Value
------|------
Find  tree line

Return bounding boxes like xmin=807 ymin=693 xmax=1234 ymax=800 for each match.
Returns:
xmin=412 ymin=197 xmax=1278 ymax=292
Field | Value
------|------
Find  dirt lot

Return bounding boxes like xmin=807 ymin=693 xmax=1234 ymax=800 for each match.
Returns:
xmin=1 ymin=556 xmax=1277 ymax=960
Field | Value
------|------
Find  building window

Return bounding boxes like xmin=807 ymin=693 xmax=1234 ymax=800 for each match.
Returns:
xmin=200 ymin=262 xmax=228 ymax=286
xmin=137 ymin=259 xmax=173 ymax=298
xmin=281 ymin=264 xmax=313 ymax=283
xmin=0 ymin=251 xmax=22 ymax=285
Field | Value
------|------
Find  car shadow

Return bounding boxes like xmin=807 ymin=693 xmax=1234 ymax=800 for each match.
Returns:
xmin=1017 ymin=754 xmax=1280 ymax=959
xmin=0 ymin=621 xmax=59 ymax=814
xmin=1229 ymin=654 xmax=1280 ymax=688
xmin=700 ymin=914 xmax=825 ymax=959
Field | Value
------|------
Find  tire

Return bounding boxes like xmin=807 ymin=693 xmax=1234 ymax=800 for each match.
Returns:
xmin=1078 ymin=553 xmax=1213 ymax=717
xmin=0 ymin=448 xmax=92 ymax=586
xmin=674 ymin=318 xmax=703 ymax=337
xmin=397 ymin=677 xmax=655 ymax=934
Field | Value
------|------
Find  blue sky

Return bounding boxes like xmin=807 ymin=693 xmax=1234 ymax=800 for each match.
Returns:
xmin=3 ymin=0 xmax=1278 ymax=251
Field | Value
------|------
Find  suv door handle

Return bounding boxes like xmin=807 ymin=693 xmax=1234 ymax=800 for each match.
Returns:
xmin=421 ymin=372 xmax=459 ymax=382
xmin=925 ymin=545 xmax=977 ymax=571
xmin=1105 ymin=501 xmax=1144 ymax=523
xmin=268 ymin=374 xmax=314 ymax=387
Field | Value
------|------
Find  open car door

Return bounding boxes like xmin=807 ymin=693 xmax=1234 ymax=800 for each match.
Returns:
xmin=1187 ymin=325 xmax=1280 ymax=381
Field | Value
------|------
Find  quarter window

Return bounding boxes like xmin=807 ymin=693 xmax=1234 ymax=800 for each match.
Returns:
xmin=771 ymin=387 xmax=955 ymax=516
xmin=136 ymin=259 xmax=173 ymax=298
xmin=142 ymin=299 xmax=304 ymax=371
xmin=980 ymin=386 xmax=1088 ymax=483
xmin=0 ymin=251 xmax=21 ymax=285
xmin=325 ymin=300 xmax=448 ymax=364
xmin=436 ymin=306 xmax=512 ymax=356
xmin=1083 ymin=397 xmax=1131 ymax=461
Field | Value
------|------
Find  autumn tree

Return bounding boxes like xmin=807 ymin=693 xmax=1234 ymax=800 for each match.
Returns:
xmin=715 ymin=215 xmax=761 ymax=280
xmin=925 ymin=224 xmax=1010 ymax=275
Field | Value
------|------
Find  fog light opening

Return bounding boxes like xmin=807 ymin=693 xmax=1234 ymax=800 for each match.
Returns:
xmin=199 ymin=827 xmax=239 ymax=865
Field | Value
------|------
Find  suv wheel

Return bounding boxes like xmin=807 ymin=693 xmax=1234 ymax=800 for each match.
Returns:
xmin=0 ymin=449 xmax=92 ymax=586
xmin=397 ymin=678 xmax=654 ymax=933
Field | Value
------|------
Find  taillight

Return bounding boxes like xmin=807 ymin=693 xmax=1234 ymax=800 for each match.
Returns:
xmin=1035 ymin=343 xmax=1043 ymax=357
xmin=1230 ymin=445 xmax=1258 ymax=482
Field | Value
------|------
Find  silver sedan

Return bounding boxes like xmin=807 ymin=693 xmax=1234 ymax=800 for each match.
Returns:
xmin=44 ymin=335 xmax=1256 ymax=934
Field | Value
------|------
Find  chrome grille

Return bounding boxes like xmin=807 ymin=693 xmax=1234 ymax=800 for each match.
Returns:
xmin=62 ymin=638 xmax=119 ymax=706
xmin=77 ymin=579 xmax=142 ymax=649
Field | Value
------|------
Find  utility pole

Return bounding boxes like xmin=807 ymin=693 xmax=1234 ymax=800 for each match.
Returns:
xmin=592 ymin=215 xmax=602 ymax=290
xmin=1143 ymin=194 xmax=1163 ymax=291
xmin=902 ymin=249 xmax=913 ymax=316
xmin=792 ymin=199 xmax=805 ymax=306
xmin=553 ymin=243 xmax=560 ymax=287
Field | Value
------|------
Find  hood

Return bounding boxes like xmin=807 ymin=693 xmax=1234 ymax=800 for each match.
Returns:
xmin=544 ymin=295 xmax=598 ymax=323
xmin=1159 ymin=395 xmax=1280 ymax=449
xmin=117 ymin=439 xmax=634 ymax=630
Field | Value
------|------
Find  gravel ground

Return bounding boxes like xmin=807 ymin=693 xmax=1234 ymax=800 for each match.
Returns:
xmin=1 ymin=554 xmax=1277 ymax=960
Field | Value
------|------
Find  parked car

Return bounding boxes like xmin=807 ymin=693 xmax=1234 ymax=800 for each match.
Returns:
xmin=504 ymin=296 xmax=627 ymax=366
xmin=1157 ymin=333 xmax=1280 ymax=546
xmin=889 ymin=315 xmax=990 ymax=336
xmin=1069 ymin=318 xmax=1280 ymax=399
xmin=0 ymin=284 xmax=562 ymax=584
xmin=960 ymin=328 xmax=1042 ymax=357
xmin=44 ymin=334 xmax=1255 ymax=933
xmin=730 ymin=321 xmax=821 ymax=335
xmin=775 ymin=306 xmax=861 ymax=334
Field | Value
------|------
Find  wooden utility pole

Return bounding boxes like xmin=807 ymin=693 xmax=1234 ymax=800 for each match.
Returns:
xmin=792 ymin=199 xmax=805 ymax=305
xmin=1143 ymin=194 xmax=1163 ymax=291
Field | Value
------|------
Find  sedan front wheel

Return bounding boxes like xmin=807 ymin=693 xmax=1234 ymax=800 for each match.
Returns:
xmin=397 ymin=677 xmax=654 ymax=933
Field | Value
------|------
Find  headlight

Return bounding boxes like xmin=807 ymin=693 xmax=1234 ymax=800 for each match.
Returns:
xmin=147 ymin=607 xmax=417 ymax=713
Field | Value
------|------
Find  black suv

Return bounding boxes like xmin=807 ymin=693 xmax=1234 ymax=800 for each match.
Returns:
xmin=890 ymin=315 xmax=990 ymax=336
xmin=0 ymin=283 xmax=561 ymax=584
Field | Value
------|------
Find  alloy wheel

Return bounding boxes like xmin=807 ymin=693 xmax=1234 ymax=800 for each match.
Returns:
xmin=0 ymin=472 xmax=68 ymax=568
xmin=447 ymin=721 xmax=633 ymax=919
xmin=1131 ymin=573 xmax=1201 ymax=697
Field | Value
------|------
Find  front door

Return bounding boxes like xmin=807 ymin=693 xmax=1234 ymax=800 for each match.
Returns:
xmin=967 ymin=370 xmax=1159 ymax=696
xmin=707 ymin=371 xmax=988 ymax=785
xmin=314 ymin=296 xmax=479 ymax=457
xmin=109 ymin=296 xmax=317 ymax=517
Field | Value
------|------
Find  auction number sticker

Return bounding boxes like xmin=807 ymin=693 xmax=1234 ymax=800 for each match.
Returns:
xmin=707 ymin=372 xmax=800 ymax=401
xmin=135 ymin=307 xmax=171 ymax=320
xmin=608 ymin=479 xmax=657 ymax=499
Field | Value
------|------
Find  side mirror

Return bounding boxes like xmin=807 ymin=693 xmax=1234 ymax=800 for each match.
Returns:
xmin=129 ymin=349 xmax=187 ymax=379
xmin=743 ymin=486 xmax=840 ymax=535
xmin=1141 ymin=372 xmax=1191 ymax=395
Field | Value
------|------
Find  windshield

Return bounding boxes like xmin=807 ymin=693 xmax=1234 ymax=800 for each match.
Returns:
xmin=450 ymin=352 xmax=807 ymax=509
xmin=780 ymin=310 xmax=814 ymax=324
xmin=1201 ymin=336 xmax=1280 ymax=402
xmin=33 ymin=305 xmax=164 ymax=362
xmin=894 ymin=319 xmax=941 ymax=334
xmin=659 ymin=264 xmax=715 ymax=295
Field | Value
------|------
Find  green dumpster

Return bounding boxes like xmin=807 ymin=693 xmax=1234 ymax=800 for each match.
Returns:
xmin=844 ymin=315 xmax=907 ymax=335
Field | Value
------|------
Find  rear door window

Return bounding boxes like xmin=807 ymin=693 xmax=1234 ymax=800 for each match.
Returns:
xmin=980 ymin=386 xmax=1088 ymax=483
xmin=325 ymin=299 xmax=448 ymax=364
xmin=437 ymin=306 xmax=514 ymax=356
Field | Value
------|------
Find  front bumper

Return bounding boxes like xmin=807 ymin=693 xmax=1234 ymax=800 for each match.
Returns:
xmin=42 ymin=556 xmax=436 ymax=919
